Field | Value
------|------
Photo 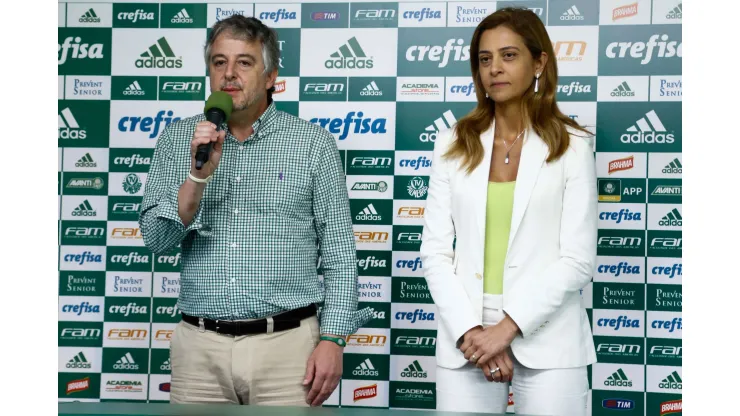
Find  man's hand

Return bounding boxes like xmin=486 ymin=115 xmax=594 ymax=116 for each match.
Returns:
xmin=303 ymin=336 xmax=344 ymax=407
xmin=460 ymin=316 xmax=520 ymax=367
xmin=480 ymin=351 xmax=514 ymax=383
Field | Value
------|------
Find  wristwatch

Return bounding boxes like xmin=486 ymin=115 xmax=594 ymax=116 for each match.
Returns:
xmin=320 ymin=335 xmax=347 ymax=347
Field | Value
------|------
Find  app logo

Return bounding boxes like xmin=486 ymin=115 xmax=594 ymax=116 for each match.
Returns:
xmin=326 ymin=37 xmax=373 ymax=69
xmin=353 ymin=359 xmax=379 ymax=377
xmin=67 ymin=352 xmax=92 ymax=369
xmin=611 ymin=81 xmax=635 ymax=97
xmin=309 ymin=112 xmax=387 ymax=140
xmin=598 ymin=179 xmax=621 ymax=202
xmin=608 ymin=156 xmax=634 ymax=174
xmin=604 ymin=368 xmax=632 ymax=387
xmin=602 ymin=398 xmax=635 ymax=410
xmin=79 ymin=8 xmax=101 ymax=23
xmin=58 ymin=36 xmax=104 ymax=65
xmin=622 ymin=110 xmax=674 ymax=144
xmin=554 ymin=41 xmax=587 ymax=62
xmin=561 ymin=5 xmax=584 ymax=21
xmin=113 ymin=352 xmax=140 ymax=371
xmin=75 ymin=153 xmax=97 ymax=168
xmin=136 ymin=37 xmax=182 ymax=69
xmin=67 ymin=377 xmax=90 ymax=395
xmin=117 ymin=110 xmax=181 ymax=139
xmin=58 ymin=108 xmax=87 ymax=140
xmin=122 ymin=174 xmax=143 ymax=194
xmin=659 ymin=371 xmax=682 ymax=390
xmin=354 ymin=384 xmax=377 ymax=402
xmin=613 ymin=3 xmax=638 ymax=21
xmin=401 ymin=360 xmax=428 ymax=378
xmin=171 ymin=8 xmax=193 ymax=24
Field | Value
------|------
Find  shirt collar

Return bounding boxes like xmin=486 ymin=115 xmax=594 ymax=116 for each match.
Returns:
xmin=223 ymin=100 xmax=278 ymax=143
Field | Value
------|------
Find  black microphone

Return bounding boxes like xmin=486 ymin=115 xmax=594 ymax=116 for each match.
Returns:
xmin=195 ymin=91 xmax=233 ymax=170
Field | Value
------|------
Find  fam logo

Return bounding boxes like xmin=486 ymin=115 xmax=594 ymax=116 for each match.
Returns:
xmin=554 ymin=41 xmax=587 ymax=62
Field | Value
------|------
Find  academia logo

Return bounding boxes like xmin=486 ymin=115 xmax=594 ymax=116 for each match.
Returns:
xmin=136 ymin=37 xmax=182 ymax=69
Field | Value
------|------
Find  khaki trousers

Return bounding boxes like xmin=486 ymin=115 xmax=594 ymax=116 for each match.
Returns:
xmin=169 ymin=315 xmax=320 ymax=405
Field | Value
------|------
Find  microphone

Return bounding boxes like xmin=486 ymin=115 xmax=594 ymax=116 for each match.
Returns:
xmin=195 ymin=91 xmax=233 ymax=170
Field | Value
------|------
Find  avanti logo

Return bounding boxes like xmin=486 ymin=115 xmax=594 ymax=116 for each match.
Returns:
xmin=402 ymin=8 xmax=442 ymax=22
xmin=309 ymin=112 xmax=387 ymax=140
xmin=598 ymin=262 xmax=641 ymax=277
xmin=136 ymin=37 xmax=182 ymax=69
xmin=353 ymin=358 xmax=379 ymax=377
xmin=622 ymin=110 xmax=674 ymax=144
xmin=76 ymin=153 xmax=97 ymax=168
xmin=259 ymin=9 xmax=297 ymax=23
xmin=422 ymin=110 xmax=456 ymax=142
xmin=79 ymin=8 xmax=101 ymax=24
xmin=326 ymin=37 xmax=373 ymax=69
xmin=171 ymin=8 xmax=193 ymax=24
xmin=406 ymin=39 xmax=470 ymax=68
xmin=599 ymin=208 xmax=642 ymax=224
xmin=362 ymin=81 xmax=383 ymax=97
xmin=663 ymin=158 xmax=682 ymax=174
xmin=660 ymin=208 xmax=682 ymax=227
xmin=351 ymin=181 xmax=388 ymax=192
xmin=58 ymin=36 xmax=104 ymax=65
xmin=67 ymin=351 xmax=92 ymax=369
xmin=58 ymin=108 xmax=87 ymax=140
xmin=597 ymin=315 xmax=640 ymax=331
xmin=72 ymin=200 xmax=97 ymax=217
xmin=66 ymin=177 xmax=104 ymax=190
xmin=606 ymin=34 xmax=681 ymax=64
xmin=114 ymin=352 xmax=140 ymax=371
xmin=356 ymin=204 xmax=382 ymax=222
xmin=604 ymin=368 xmax=633 ymax=387
xmin=117 ymin=110 xmax=181 ymax=139
xmin=659 ymin=371 xmax=682 ymax=390
xmin=401 ymin=360 xmax=428 ymax=378
xmin=561 ymin=5 xmax=584 ymax=21
xmin=612 ymin=81 xmax=635 ymax=97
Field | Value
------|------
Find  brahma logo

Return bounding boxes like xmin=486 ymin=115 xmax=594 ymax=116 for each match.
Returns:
xmin=117 ymin=110 xmax=181 ymax=139
xmin=325 ymin=37 xmax=373 ymax=69
xmin=58 ymin=36 xmax=104 ymax=65
xmin=608 ymin=156 xmax=634 ymax=174
xmin=354 ymin=384 xmax=377 ymax=402
xmin=554 ymin=41 xmax=587 ymax=62
xmin=406 ymin=39 xmax=470 ymax=68
xmin=309 ymin=111 xmax=387 ymax=140
xmin=661 ymin=399 xmax=682 ymax=415
xmin=605 ymin=34 xmax=681 ymax=65
xmin=67 ymin=377 xmax=90 ymax=395
xmin=613 ymin=3 xmax=638 ymax=21
xmin=274 ymin=80 xmax=286 ymax=94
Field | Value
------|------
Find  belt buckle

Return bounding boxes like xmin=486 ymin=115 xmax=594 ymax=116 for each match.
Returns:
xmin=198 ymin=318 xmax=206 ymax=333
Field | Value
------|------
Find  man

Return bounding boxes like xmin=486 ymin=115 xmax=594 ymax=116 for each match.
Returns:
xmin=139 ymin=15 xmax=372 ymax=407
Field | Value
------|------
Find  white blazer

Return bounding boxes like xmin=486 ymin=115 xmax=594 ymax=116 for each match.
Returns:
xmin=420 ymin=120 xmax=598 ymax=370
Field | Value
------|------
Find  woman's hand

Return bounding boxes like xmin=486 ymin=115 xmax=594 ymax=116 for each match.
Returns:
xmin=460 ymin=315 xmax=520 ymax=367
xmin=480 ymin=351 xmax=514 ymax=383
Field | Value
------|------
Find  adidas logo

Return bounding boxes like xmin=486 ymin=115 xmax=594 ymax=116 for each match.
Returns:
xmin=72 ymin=200 xmax=97 ymax=217
xmin=172 ymin=8 xmax=194 ymax=24
xmin=621 ymin=110 xmax=674 ymax=144
xmin=361 ymin=81 xmax=383 ymax=97
xmin=401 ymin=360 xmax=428 ymax=378
xmin=113 ymin=352 xmax=139 ymax=371
xmin=79 ymin=8 xmax=101 ymax=23
xmin=659 ymin=208 xmax=682 ymax=227
xmin=124 ymin=81 xmax=146 ymax=96
xmin=75 ymin=153 xmax=97 ymax=168
xmin=325 ymin=37 xmax=374 ymax=69
xmin=135 ymin=37 xmax=183 ymax=69
xmin=66 ymin=351 xmax=91 ymax=369
xmin=352 ymin=359 xmax=379 ymax=377
xmin=561 ymin=5 xmax=585 ymax=21
xmin=604 ymin=368 xmax=632 ymax=387
xmin=58 ymin=108 xmax=87 ymax=140
xmin=663 ymin=158 xmax=682 ymax=174
xmin=421 ymin=110 xmax=457 ymax=142
xmin=666 ymin=3 xmax=682 ymax=19
xmin=356 ymin=204 xmax=382 ymax=222
xmin=659 ymin=371 xmax=682 ymax=389
xmin=160 ymin=358 xmax=171 ymax=371
xmin=611 ymin=81 xmax=635 ymax=98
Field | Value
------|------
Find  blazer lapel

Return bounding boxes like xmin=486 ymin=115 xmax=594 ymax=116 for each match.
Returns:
xmin=474 ymin=122 xmax=495 ymax=268
xmin=507 ymin=129 xmax=548 ymax=250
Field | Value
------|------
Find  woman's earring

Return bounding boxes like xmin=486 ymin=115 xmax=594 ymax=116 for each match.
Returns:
xmin=534 ymin=73 xmax=541 ymax=93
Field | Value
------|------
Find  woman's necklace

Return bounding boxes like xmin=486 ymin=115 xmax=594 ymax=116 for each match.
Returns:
xmin=497 ymin=129 xmax=526 ymax=164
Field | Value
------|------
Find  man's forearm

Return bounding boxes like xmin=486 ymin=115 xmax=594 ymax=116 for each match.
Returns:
xmin=178 ymin=177 xmax=206 ymax=227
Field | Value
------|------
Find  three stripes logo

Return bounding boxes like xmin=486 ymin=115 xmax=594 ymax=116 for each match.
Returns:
xmin=611 ymin=81 xmax=635 ymax=97
xmin=666 ymin=3 xmax=682 ymax=20
xmin=561 ymin=5 xmax=584 ymax=21
xmin=124 ymin=81 xmax=146 ymax=96
xmin=72 ymin=200 xmax=97 ymax=217
xmin=58 ymin=108 xmax=87 ymax=140
xmin=361 ymin=81 xmax=383 ymax=97
xmin=659 ymin=208 xmax=682 ymax=227
xmin=172 ymin=8 xmax=194 ymax=24
xmin=421 ymin=110 xmax=457 ymax=142
xmin=325 ymin=37 xmax=374 ymax=69
xmin=659 ymin=371 xmax=682 ymax=390
xmin=79 ymin=8 xmax=101 ymax=24
xmin=663 ymin=158 xmax=682 ymax=174
xmin=67 ymin=351 xmax=92 ymax=369
xmin=621 ymin=110 xmax=675 ymax=144
xmin=353 ymin=358 xmax=379 ymax=377
xmin=400 ymin=360 xmax=428 ymax=378
xmin=113 ymin=352 xmax=140 ymax=371
xmin=135 ymin=37 xmax=183 ymax=69
xmin=160 ymin=358 xmax=171 ymax=371
xmin=75 ymin=153 xmax=97 ymax=168
xmin=356 ymin=203 xmax=382 ymax=222
xmin=604 ymin=368 xmax=633 ymax=387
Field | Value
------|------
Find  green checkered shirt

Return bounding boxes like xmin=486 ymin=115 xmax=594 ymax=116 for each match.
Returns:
xmin=139 ymin=102 xmax=372 ymax=336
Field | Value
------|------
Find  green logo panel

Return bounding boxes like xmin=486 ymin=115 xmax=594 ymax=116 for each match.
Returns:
xmin=107 ymin=247 xmax=153 ymax=272
xmin=343 ymin=353 xmax=390 ymax=380
xmin=394 ymin=176 xmax=430 ymax=200
xmin=63 ymin=173 xmax=109 ymax=196
xmin=58 ymin=100 xmax=111 ymax=148
xmin=346 ymin=150 xmax=395 ymax=175
xmin=349 ymin=77 xmax=396 ymax=101
xmin=647 ymin=231 xmax=682 ymax=258
xmin=592 ymin=390 xmax=644 ymax=415
xmin=153 ymin=297 xmax=181 ymax=324
xmin=111 ymin=76 xmax=158 ymax=100
xmin=647 ymin=284 xmax=682 ymax=312
xmin=390 ymin=329 xmax=436 ymax=356
xmin=275 ymin=101 xmax=298 ymax=117
xmin=276 ymin=29 xmax=301 ymax=77
xmin=59 ymin=271 xmax=106 ymax=297
xmin=596 ymin=102 xmax=682 ymax=153
xmin=59 ymin=373 xmax=101 ymax=399
xmin=61 ymin=220 xmax=107 ymax=246
xmin=299 ymin=77 xmax=348 ymax=101
xmin=153 ymin=249 xmax=182 ymax=273
xmin=160 ymin=3 xmax=207 ymax=28
xmin=594 ymin=336 xmax=644 ymax=365
xmin=392 ymin=225 xmax=423 ymax=252
xmin=645 ymin=393 xmax=682 ymax=416
xmin=59 ymin=322 xmax=104 ymax=347
xmin=58 ymin=28 xmax=111 ymax=75
xmin=359 ymin=301 xmax=390 ymax=328
xmin=392 ymin=277 xmax=434 ymax=304
xmin=350 ymin=199 xmax=394 ymax=225
xmin=389 ymin=381 xmax=435 ymax=409
xmin=151 ymin=348 xmax=172 ymax=375
xmin=599 ymin=178 xmax=646 ymax=203
xmin=597 ymin=229 xmax=646 ymax=257
xmin=102 ymin=348 xmax=150 ymax=374
xmin=350 ymin=3 xmax=398 ymax=28
xmin=108 ymin=196 xmax=142 ymax=221
xmin=647 ymin=338 xmax=682 ymax=367
xmin=104 ymin=297 xmax=151 ymax=322
xmin=356 ymin=250 xmax=392 ymax=277
xmin=159 ymin=76 xmax=205 ymax=101
xmin=599 ymin=25 xmax=682 ymax=76
xmin=113 ymin=4 xmax=159 ymax=28
xmin=499 ymin=1 xmax=547 ymax=23
xmin=396 ymin=102 xmax=473 ymax=151
xmin=110 ymin=149 xmax=153 ymax=173
xmin=557 ymin=76 xmax=598 ymax=102
xmin=546 ymin=0 xmax=596 ymax=26
xmin=593 ymin=283 xmax=646 ymax=310
xmin=397 ymin=28 xmax=475 ymax=76
xmin=648 ymin=179 xmax=682 ymax=204
xmin=302 ymin=3 xmax=349 ymax=28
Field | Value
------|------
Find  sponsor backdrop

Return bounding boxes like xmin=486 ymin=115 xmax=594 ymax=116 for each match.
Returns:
xmin=58 ymin=1 xmax=682 ymax=415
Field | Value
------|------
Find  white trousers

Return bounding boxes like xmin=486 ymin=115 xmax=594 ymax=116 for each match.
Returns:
xmin=436 ymin=294 xmax=589 ymax=416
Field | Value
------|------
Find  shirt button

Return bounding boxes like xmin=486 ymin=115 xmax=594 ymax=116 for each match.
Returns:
xmin=231 ymin=278 xmax=235 ymax=283
xmin=231 ymin=243 xmax=237 ymax=248
xmin=234 ymin=209 xmax=239 ymax=214
xmin=235 ymin=176 xmax=241 ymax=182
xmin=239 ymin=146 xmax=244 ymax=151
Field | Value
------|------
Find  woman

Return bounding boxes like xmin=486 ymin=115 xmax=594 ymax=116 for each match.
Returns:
xmin=420 ymin=8 xmax=597 ymax=416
